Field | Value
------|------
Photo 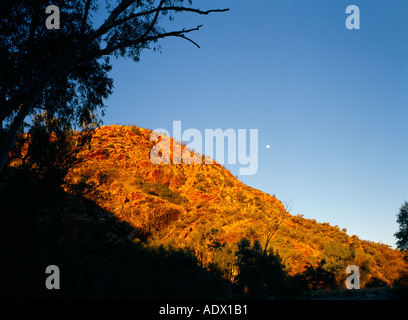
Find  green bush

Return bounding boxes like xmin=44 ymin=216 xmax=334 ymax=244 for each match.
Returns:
xmin=141 ymin=182 xmax=187 ymax=205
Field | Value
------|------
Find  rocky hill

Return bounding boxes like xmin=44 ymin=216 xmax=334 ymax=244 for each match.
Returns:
xmin=56 ymin=125 xmax=407 ymax=287
xmin=3 ymin=124 xmax=407 ymax=297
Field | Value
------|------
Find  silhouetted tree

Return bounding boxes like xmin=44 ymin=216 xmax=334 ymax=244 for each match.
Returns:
xmin=19 ymin=113 xmax=94 ymax=189
xmin=235 ymin=238 xmax=287 ymax=298
xmin=395 ymin=201 xmax=408 ymax=252
xmin=298 ymin=259 xmax=337 ymax=290
xmin=0 ymin=0 xmax=229 ymax=175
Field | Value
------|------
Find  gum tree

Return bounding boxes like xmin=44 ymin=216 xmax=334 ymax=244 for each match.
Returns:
xmin=0 ymin=0 xmax=228 ymax=175
xmin=395 ymin=201 xmax=408 ymax=251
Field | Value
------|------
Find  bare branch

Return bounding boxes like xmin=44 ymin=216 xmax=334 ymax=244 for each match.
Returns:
xmin=89 ymin=5 xmax=229 ymax=43
xmin=112 ymin=6 xmax=229 ymax=30
xmin=263 ymin=213 xmax=287 ymax=255
xmin=174 ymin=34 xmax=200 ymax=48
xmin=97 ymin=25 xmax=203 ymax=56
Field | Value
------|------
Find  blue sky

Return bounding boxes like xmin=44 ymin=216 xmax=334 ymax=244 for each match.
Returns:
xmin=100 ymin=0 xmax=408 ymax=247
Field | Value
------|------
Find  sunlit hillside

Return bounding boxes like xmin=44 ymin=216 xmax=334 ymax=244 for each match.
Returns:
xmin=56 ymin=125 xmax=407 ymax=288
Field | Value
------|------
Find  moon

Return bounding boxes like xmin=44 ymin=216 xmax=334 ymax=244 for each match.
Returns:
xmin=266 ymin=145 xmax=271 ymax=149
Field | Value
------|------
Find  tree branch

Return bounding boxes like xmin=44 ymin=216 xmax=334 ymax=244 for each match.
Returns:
xmin=25 ymin=0 xmax=40 ymax=84
xmin=90 ymin=0 xmax=137 ymax=41
xmin=174 ymin=34 xmax=200 ymax=48
xmin=138 ymin=0 xmax=166 ymax=41
xmin=97 ymin=25 xmax=203 ymax=56
xmin=89 ymin=5 xmax=229 ymax=43
xmin=106 ymin=0 xmax=165 ymax=51
xmin=263 ymin=215 xmax=286 ymax=255
xmin=80 ymin=0 xmax=92 ymax=35
xmin=112 ymin=6 xmax=229 ymax=30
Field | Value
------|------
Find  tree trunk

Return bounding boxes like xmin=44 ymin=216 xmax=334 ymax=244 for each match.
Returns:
xmin=0 ymin=60 xmax=72 ymax=177
xmin=0 ymin=102 xmax=33 ymax=176
xmin=0 ymin=78 xmax=47 ymax=176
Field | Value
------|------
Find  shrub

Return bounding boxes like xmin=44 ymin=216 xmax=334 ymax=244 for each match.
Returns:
xmin=297 ymin=260 xmax=337 ymax=290
xmin=235 ymin=238 xmax=287 ymax=298
xmin=141 ymin=182 xmax=187 ymax=205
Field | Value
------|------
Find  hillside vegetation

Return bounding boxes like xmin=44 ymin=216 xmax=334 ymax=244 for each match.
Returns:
xmin=4 ymin=125 xmax=407 ymax=298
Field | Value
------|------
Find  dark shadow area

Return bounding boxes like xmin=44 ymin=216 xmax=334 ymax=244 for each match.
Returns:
xmin=0 ymin=166 xmax=229 ymax=300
